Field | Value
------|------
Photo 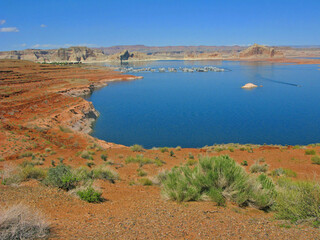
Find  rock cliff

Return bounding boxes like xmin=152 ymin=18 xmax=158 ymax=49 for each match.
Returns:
xmin=239 ymin=44 xmax=284 ymax=58
xmin=0 ymin=47 xmax=107 ymax=62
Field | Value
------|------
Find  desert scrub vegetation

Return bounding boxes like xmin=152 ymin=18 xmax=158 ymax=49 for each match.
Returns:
xmin=130 ymin=144 xmax=144 ymax=152
xmin=43 ymin=164 xmax=78 ymax=190
xmin=271 ymin=168 xmax=297 ymax=178
xmin=311 ymin=155 xmax=320 ymax=165
xmin=91 ymin=165 xmax=119 ymax=183
xmin=305 ymin=149 xmax=316 ymax=155
xmin=250 ymin=161 xmax=269 ymax=173
xmin=0 ymin=204 xmax=50 ymax=239
xmin=76 ymin=186 xmax=103 ymax=203
xmin=160 ymin=155 xmax=275 ymax=210
xmin=1 ymin=163 xmax=46 ymax=185
xmin=125 ymin=155 xmax=165 ymax=167
xmin=139 ymin=177 xmax=153 ymax=186
xmin=274 ymin=178 xmax=320 ymax=224
xmin=160 ymin=147 xmax=169 ymax=153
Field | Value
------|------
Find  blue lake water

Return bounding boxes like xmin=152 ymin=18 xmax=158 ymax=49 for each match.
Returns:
xmin=88 ymin=60 xmax=320 ymax=148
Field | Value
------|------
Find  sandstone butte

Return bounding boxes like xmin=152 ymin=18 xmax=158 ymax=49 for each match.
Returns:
xmin=1 ymin=59 xmax=320 ymax=239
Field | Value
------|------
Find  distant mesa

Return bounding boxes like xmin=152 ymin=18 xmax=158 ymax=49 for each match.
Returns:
xmin=241 ymin=83 xmax=258 ymax=89
xmin=0 ymin=46 xmax=107 ymax=62
xmin=239 ymin=43 xmax=284 ymax=59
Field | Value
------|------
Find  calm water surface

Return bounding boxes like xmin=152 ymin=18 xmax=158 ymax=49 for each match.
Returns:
xmin=88 ymin=60 xmax=320 ymax=148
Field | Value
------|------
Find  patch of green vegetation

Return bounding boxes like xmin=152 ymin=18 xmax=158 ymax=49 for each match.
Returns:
xmin=275 ymin=178 xmax=320 ymax=223
xmin=81 ymin=151 xmax=94 ymax=160
xmin=305 ymin=149 xmax=316 ymax=155
xmin=186 ymin=159 xmax=197 ymax=166
xmin=130 ymin=144 xmax=144 ymax=152
xmin=240 ymin=160 xmax=248 ymax=166
xmin=19 ymin=151 xmax=33 ymax=159
xmin=311 ymin=155 xmax=320 ymax=165
xmin=100 ymin=154 xmax=108 ymax=161
xmin=125 ymin=155 xmax=165 ymax=167
xmin=139 ymin=178 xmax=153 ymax=186
xmin=43 ymin=164 xmax=78 ymax=191
xmin=159 ymin=155 xmax=275 ymax=210
xmin=137 ymin=168 xmax=147 ymax=177
xmin=250 ymin=161 xmax=269 ymax=173
xmin=91 ymin=165 xmax=119 ymax=183
xmin=77 ymin=186 xmax=103 ymax=203
xmin=160 ymin=147 xmax=169 ymax=153
xmin=271 ymin=168 xmax=297 ymax=178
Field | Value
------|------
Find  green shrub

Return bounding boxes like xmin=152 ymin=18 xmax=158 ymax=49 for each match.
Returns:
xmin=275 ymin=178 xmax=320 ymax=223
xmin=130 ymin=144 xmax=144 ymax=152
xmin=91 ymin=166 xmax=119 ymax=183
xmin=86 ymin=160 xmax=95 ymax=168
xmin=186 ymin=159 xmax=197 ymax=166
xmin=160 ymin=155 xmax=275 ymax=210
xmin=19 ymin=151 xmax=33 ymax=159
xmin=170 ymin=151 xmax=175 ymax=157
xmin=137 ymin=168 xmax=147 ymax=177
xmin=241 ymin=160 xmax=248 ymax=166
xmin=81 ymin=151 xmax=93 ymax=160
xmin=100 ymin=154 xmax=108 ymax=161
xmin=271 ymin=168 xmax=297 ymax=178
xmin=160 ymin=147 xmax=169 ymax=153
xmin=188 ymin=153 xmax=194 ymax=159
xmin=72 ymin=166 xmax=92 ymax=182
xmin=250 ymin=162 xmax=269 ymax=173
xmin=175 ymin=146 xmax=182 ymax=151
xmin=305 ymin=149 xmax=316 ymax=155
xmin=139 ymin=178 xmax=153 ymax=186
xmin=21 ymin=166 xmax=47 ymax=180
xmin=125 ymin=155 xmax=153 ymax=166
xmin=311 ymin=155 xmax=320 ymax=165
xmin=44 ymin=164 xmax=78 ymax=191
xmin=77 ymin=186 xmax=103 ymax=203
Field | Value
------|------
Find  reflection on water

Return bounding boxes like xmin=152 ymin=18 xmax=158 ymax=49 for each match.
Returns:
xmin=89 ymin=60 xmax=320 ymax=148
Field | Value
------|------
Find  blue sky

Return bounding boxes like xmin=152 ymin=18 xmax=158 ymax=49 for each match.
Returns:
xmin=0 ymin=0 xmax=319 ymax=51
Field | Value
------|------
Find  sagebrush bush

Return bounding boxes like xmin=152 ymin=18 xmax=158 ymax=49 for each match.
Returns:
xmin=311 ymin=155 xmax=320 ymax=165
xmin=139 ymin=178 xmax=153 ymax=186
xmin=77 ymin=186 xmax=103 ymax=203
xmin=130 ymin=144 xmax=144 ymax=152
xmin=160 ymin=155 xmax=275 ymax=210
xmin=0 ymin=204 xmax=50 ymax=239
xmin=305 ymin=149 xmax=316 ymax=155
xmin=21 ymin=165 xmax=47 ymax=180
xmin=250 ymin=162 xmax=269 ymax=173
xmin=271 ymin=168 xmax=297 ymax=178
xmin=91 ymin=165 xmax=119 ymax=183
xmin=44 ymin=164 xmax=78 ymax=191
xmin=125 ymin=155 xmax=163 ymax=167
xmin=275 ymin=178 xmax=320 ymax=223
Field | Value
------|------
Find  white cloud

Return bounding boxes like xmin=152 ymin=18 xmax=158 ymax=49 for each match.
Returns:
xmin=40 ymin=24 xmax=46 ymax=28
xmin=21 ymin=43 xmax=27 ymax=47
xmin=0 ymin=20 xmax=5 ymax=25
xmin=0 ymin=27 xmax=19 ymax=32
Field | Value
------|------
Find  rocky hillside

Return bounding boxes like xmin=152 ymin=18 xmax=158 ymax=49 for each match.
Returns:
xmin=0 ymin=47 xmax=107 ymax=62
xmin=239 ymin=44 xmax=284 ymax=58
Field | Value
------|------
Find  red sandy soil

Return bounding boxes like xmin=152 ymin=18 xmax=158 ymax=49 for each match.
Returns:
xmin=1 ymin=60 xmax=320 ymax=239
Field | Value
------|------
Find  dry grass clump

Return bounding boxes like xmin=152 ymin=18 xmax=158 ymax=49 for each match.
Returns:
xmin=0 ymin=204 xmax=50 ymax=240
xmin=275 ymin=178 xmax=320 ymax=224
xmin=160 ymin=155 xmax=275 ymax=209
